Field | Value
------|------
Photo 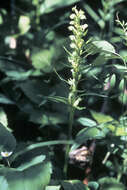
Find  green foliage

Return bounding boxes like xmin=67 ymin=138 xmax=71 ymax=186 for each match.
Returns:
xmin=98 ymin=177 xmax=126 ymax=190
xmin=0 ymin=160 xmax=52 ymax=190
xmin=0 ymin=122 xmax=16 ymax=155
xmin=0 ymin=0 xmax=127 ymax=189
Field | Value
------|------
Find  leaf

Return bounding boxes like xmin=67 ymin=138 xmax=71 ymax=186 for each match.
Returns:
xmin=46 ymin=186 xmax=61 ymax=190
xmin=29 ymin=109 xmax=67 ymax=125
xmin=119 ymin=79 xmax=125 ymax=91
xmin=87 ymin=41 xmax=120 ymax=60
xmin=0 ymin=122 xmax=16 ymax=154
xmin=90 ymin=111 xmax=113 ymax=124
xmin=91 ymin=111 xmax=127 ymax=136
xmin=17 ymin=155 xmax=46 ymax=171
xmin=61 ymin=180 xmax=89 ymax=190
xmin=98 ymin=177 xmax=125 ymax=190
xmin=6 ymin=70 xmax=33 ymax=81
xmin=31 ymin=47 xmax=54 ymax=72
xmin=84 ymin=4 xmax=105 ymax=29
xmin=18 ymin=16 xmax=30 ymax=35
xmin=88 ymin=181 xmax=99 ymax=190
xmin=0 ymin=93 xmax=14 ymax=105
xmin=0 ymin=161 xmax=52 ymax=190
xmin=92 ymin=41 xmax=115 ymax=54
xmin=75 ymin=126 xmax=106 ymax=144
xmin=0 ymin=176 xmax=8 ymax=190
xmin=47 ymin=95 xmax=68 ymax=105
xmin=40 ymin=0 xmax=80 ymax=14
xmin=0 ymin=107 xmax=8 ymax=128
xmin=18 ymin=80 xmax=51 ymax=104
xmin=77 ymin=117 xmax=96 ymax=127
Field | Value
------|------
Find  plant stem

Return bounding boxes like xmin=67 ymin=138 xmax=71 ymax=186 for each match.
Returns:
xmin=63 ymin=106 xmax=75 ymax=178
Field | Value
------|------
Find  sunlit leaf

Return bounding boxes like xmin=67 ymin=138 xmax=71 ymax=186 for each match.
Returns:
xmin=91 ymin=111 xmax=114 ymax=124
xmin=18 ymin=16 xmax=30 ymax=35
xmin=77 ymin=117 xmax=96 ymax=127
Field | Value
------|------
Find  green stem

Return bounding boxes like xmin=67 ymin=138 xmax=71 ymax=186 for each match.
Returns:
xmin=63 ymin=106 xmax=75 ymax=178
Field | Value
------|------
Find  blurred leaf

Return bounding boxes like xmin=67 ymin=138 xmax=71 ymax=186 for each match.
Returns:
xmin=0 ymin=122 xmax=16 ymax=154
xmin=46 ymin=95 xmax=68 ymax=105
xmin=119 ymin=79 xmax=125 ymax=91
xmin=88 ymin=181 xmax=99 ymax=190
xmin=98 ymin=177 xmax=125 ymax=190
xmin=0 ymin=94 xmax=14 ymax=105
xmin=0 ymin=107 xmax=12 ymax=134
xmin=77 ymin=117 xmax=96 ymax=127
xmin=6 ymin=70 xmax=33 ymax=81
xmin=110 ymin=74 xmax=116 ymax=88
xmin=83 ymin=4 xmax=105 ymax=29
xmin=18 ymin=80 xmax=51 ymax=104
xmin=61 ymin=180 xmax=89 ymax=190
xmin=75 ymin=126 xmax=106 ymax=144
xmin=31 ymin=47 xmax=54 ymax=72
xmin=17 ymin=155 xmax=46 ymax=171
xmin=118 ymin=91 xmax=127 ymax=105
xmin=0 ymin=161 xmax=52 ymax=190
xmin=46 ymin=185 xmax=61 ymax=190
xmin=18 ymin=15 xmax=30 ymax=35
xmin=91 ymin=111 xmax=127 ymax=136
xmin=114 ymin=64 xmax=127 ymax=73
xmin=29 ymin=110 xmax=67 ymax=125
xmin=0 ymin=176 xmax=8 ymax=190
xmin=40 ymin=0 xmax=80 ymax=14
xmin=91 ymin=110 xmax=113 ymax=124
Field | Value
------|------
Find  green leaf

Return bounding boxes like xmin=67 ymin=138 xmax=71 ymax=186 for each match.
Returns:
xmin=110 ymin=74 xmax=116 ymax=88
xmin=0 ymin=161 xmax=52 ymax=190
xmin=77 ymin=117 xmax=96 ymax=127
xmin=88 ymin=181 xmax=99 ymax=190
xmin=118 ymin=91 xmax=127 ymax=105
xmin=98 ymin=177 xmax=125 ymax=190
xmin=61 ymin=180 xmax=89 ymax=190
xmin=46 ymin=186 xmax=61 ymax=190
xmin=75 ymin=126 xmax=105 ymax=144
xmin=87 ymin=41 xmax=120 ymax=60
xmin=18 ymin=80 xmax=51 ymax=104
xmin=31 ymin=47 xmax=54 ymax=72
xmin=40 ymin=0 xmax=80 ymax=14
xmin=0 ymin=122 xmax=16 ymax=154
xmin=17 ymin=155 xmax=46 ymax=171
xmin=29 ymin=109 xmax=67 ymax=125
xmin=0 ymin=94 xmax=14 ymax=105
xmin=0 ymin=176 xmax=8 ymax=190
xmin=6 ymin=70 xmax=33 ymax=81
xmin=91 ymin=111 xmax=127 ymax=136
xmin=18 ymin=15 xmax=30 ymax=35
xmin=83 ymin=4 xmax=105 ymax=29
xmin=119 ymin=79 xmax=125 ymax=91
xmin=0 ymin=107 xmax=8 ymax=129
xmin=90 ymin=110 xmax=113 ymax=124
xmin=47 ymin=95 xmax=68 ymax=105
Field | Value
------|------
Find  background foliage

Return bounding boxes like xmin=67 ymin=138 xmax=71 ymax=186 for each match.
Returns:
xmin=0 ymin=0 xmax=127 ymax=189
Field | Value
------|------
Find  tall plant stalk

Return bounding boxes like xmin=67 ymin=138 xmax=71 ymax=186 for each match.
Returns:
xmin=63 ymin=6 xmax=88 ymax=178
